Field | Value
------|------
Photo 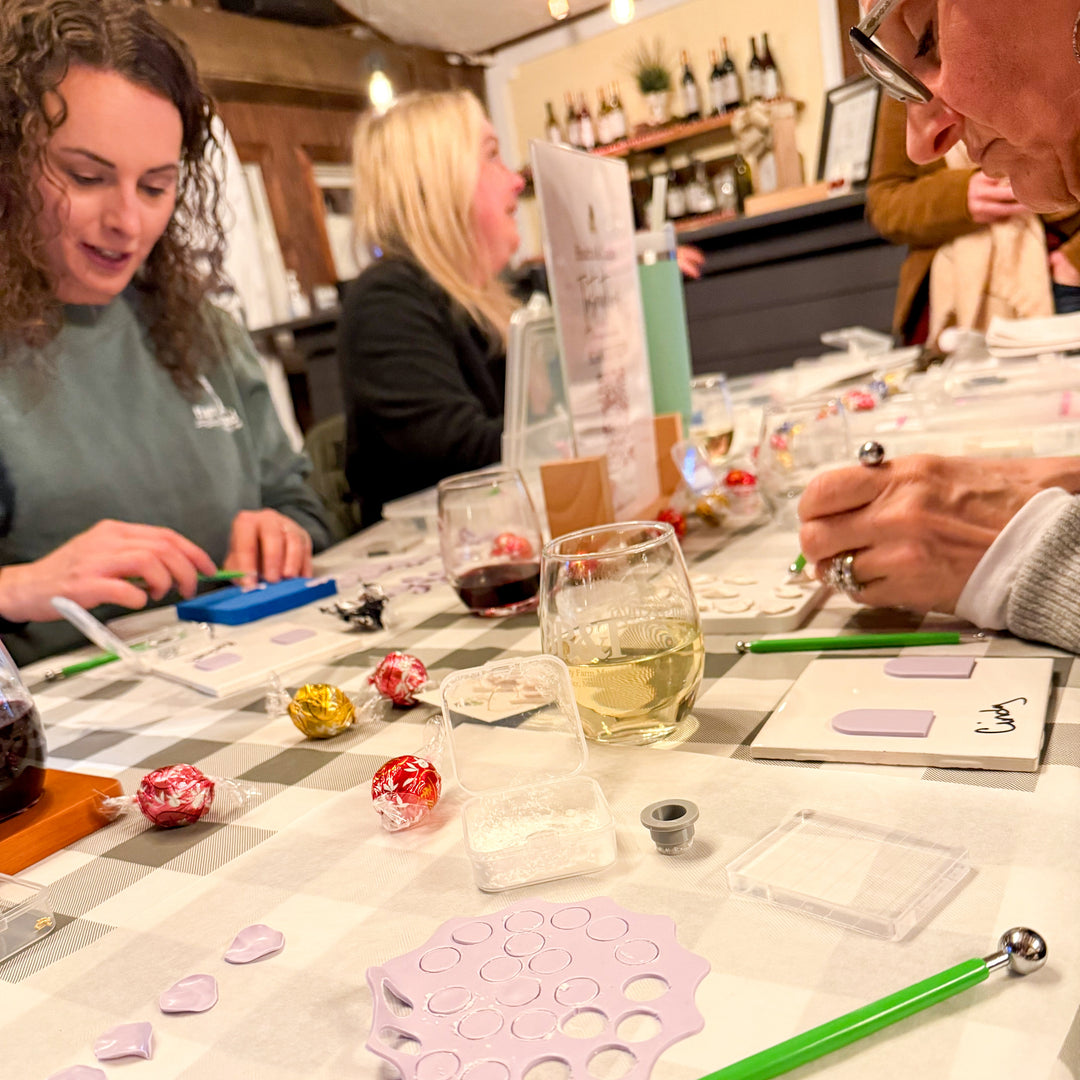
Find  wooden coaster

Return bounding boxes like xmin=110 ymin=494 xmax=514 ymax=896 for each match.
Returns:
xmin=0 ymin=769 xmax=123 ymax=876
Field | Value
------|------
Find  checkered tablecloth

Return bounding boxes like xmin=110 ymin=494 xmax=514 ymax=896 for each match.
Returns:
xmin=3 ymin=525 xmax=1079 ymax=1080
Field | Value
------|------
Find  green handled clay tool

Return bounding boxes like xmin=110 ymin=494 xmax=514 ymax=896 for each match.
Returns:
xmin=699 ymin=928 xmax=1046 ymax=1080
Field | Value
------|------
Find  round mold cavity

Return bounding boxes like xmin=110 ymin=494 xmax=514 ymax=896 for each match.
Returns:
xmin=554 ymin=977 xmax=601 ymax=1006
xmin=614 ymin=939 xmax=660 ymax=966
xmin=504 ymin=932 xmax=546 ymax=957
xmin=622 ymin=975 xmax=669 ymax=1002
xmin=480 ymin=956 xmax=523 ymax=982
xmin=419 ymin=947 xmax=461 ymax=973
xmin=496 ymin=977 xmax=542 ymax=1008
xmin=587 ymin=1046 xmax=636 ymax=1080
xmin=511 ymin=1009 xmax=559 ymax=1040
xmin=560 ymin=1008 xmax=607 ymax=1040
xmin=416 ymin=1050 xmax=462 ymax=1080
xmin=523 ymin=1058 xmax=571 ymax=1080
xmin=463 ymin=1063 xmax=511 ymax=1080
xmin=504 ymin=909 xmax=545 ymax=933
xmin=457 ymin=1008 xmax=504 ymax=1041
xmin=549 ymin=907 xmax=591 ymax=930
xmin=616 ymin=1012 xmax=662 ymax=1043
xmin=529 ymin=949 xmax=572 ymax=975
xmin=586 ymin=917 xmax=629 ymax=942
xmin=427 ymin=986 xmax=473 ymax=1015
xmin=453 ymin=922 xmax=495 ymax=946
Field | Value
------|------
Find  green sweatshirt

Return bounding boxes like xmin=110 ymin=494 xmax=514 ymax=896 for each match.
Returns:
xmin=0 ymin=291 xmax=331 ymax=665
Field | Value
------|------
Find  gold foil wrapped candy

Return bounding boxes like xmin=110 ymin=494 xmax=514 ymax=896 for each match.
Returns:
xmin=288 ymin=683 xmax=356 ymax=739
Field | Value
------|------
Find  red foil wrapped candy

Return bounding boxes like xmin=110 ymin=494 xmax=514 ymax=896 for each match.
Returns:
xmin=369 ymin=652 xmax=428 ymax=707
xmin=656 ymin=507 xmax=687 ymax=539
xmin=136 ymin=764 xmax=215 ymax=828
xmin=372 ymin=754 xmax=441 ymax=831
xmin=491 ymin=532 xmax=534 ymax=559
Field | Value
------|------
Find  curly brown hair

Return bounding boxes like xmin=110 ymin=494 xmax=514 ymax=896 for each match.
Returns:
xmin=0 ymin=0 xmax=228 ymax=391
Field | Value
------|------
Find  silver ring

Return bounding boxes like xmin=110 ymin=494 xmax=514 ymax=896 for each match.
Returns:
xmin=827 ymin=552 xmax=863 ymax=597
xmin=858 ymin=440 xmax=886 ymax=467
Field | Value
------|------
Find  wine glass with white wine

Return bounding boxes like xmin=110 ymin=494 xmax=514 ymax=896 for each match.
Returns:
xmin=689 ymin=373 xmax=735 ymax=469
xmin=539 ymin=522 xmax=703 ymax=746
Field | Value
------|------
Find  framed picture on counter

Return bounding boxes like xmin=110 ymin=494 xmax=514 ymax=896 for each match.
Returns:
xmin=816 ymin=76 xmax=881 ymax=186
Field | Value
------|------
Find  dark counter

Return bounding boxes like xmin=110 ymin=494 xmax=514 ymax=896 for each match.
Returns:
xmin=680 ymin=191 xmax=903 ymax=376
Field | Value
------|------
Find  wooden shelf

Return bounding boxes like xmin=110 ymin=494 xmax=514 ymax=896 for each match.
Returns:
xmin=593 ymin=112 xmax=736 ymax=158
xmin=673 ymin=208 xmax=739 ymax=234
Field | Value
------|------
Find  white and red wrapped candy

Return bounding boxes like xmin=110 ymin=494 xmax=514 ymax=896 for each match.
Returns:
xmin=136 ymin=764 xmax=216 ymax=829
xmin=368 ymin=652 xmax=428 ymax=707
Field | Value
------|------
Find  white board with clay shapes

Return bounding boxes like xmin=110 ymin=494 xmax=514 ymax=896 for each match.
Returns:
xmin=750 ymin=655 xmax=1053 ymax=771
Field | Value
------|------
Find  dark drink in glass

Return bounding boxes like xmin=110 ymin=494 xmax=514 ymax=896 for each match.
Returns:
xmin=0 ymin=697 xmax=47 ymax=823
xmin=454 ymin=561 xmax=540 ymax=616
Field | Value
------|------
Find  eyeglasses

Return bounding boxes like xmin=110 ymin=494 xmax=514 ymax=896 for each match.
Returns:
xmin=849 ymin=0 xmax=933 ymax=104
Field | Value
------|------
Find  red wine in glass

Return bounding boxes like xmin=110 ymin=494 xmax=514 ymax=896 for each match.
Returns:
xmin=455 ymin=561 xmax=540 ymax=616
xmin=0 ymin=697 xmax=47 ymax=823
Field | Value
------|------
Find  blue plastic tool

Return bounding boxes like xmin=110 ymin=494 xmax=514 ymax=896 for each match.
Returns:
xmin=176 ymin=577 xmax=337 ymax=625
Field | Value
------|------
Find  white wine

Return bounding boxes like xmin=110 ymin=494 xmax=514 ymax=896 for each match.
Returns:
xmin=563 ymin=619 xmax=704 ymax=744
xmin=698 ymin=426 xmax=734 ymax=466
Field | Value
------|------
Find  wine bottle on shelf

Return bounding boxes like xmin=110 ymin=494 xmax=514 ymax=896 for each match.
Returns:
xmin=609 ymin=81 xmax=628 ymax=141
xmin=708 ymin=48 xmax=724 ymax=116
xmin=679 ymin=49 xmax=701 ymax=121
xmin=721 ymin=37 xmax=742 ymax=112
xmin=545 ymin=101 xmax=563 ymax=144
xmin=565 ymin=91 xmax=581 ymax=149
xmin=665 ymin=167 xmax=687 ymax=220
xmin=733 ymin=152 xmax=754 ymax=212
xmin=577 ymin=92 xmax=596 ymax=151
xmin=747 ymin=37 xmax=764 ymax=101
xmin=761 ymin=33 xmax=782 ymax=100
xmin=596 ymin=86 xmax=612 ymax=146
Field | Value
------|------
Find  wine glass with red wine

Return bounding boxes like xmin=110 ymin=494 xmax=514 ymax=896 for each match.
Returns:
xmin=437 ymin=467 xmax=543 ymax=617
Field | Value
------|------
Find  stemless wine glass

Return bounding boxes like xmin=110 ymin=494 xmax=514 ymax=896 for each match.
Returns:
xmin=689 ymin=373 xmax=735 ymax=469
xmin=757 ymin=397 xmax=850 ymax=529
xmin=539 ymin=522 xmax=703 ymax=745
xmin=437 ymin=467 xmax=543 ymax=617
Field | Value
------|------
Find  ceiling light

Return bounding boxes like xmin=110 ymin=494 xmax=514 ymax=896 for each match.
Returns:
xmin=610 ymin=0 xmax=634 ymax=23
xmin=548 ymin=0 xmax=569 ymax=20
xmin=368 ymin=69 xmax=395 ymax=114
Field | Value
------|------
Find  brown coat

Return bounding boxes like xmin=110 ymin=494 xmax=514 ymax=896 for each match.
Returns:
xmin=866 ymin=96 xmax=1080 ymax=337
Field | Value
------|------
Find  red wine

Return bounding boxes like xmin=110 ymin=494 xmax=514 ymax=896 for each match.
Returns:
xmin=0 ymin=698 xmax=46 ymax=823
xmin=455 ymin=562 xmax=540 ymax=613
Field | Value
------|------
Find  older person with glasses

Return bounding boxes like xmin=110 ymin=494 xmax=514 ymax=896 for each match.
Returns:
xmin=799 ymin=0 xmax=1080 ymax=652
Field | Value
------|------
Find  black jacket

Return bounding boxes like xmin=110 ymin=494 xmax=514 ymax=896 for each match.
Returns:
xmin=338 ymin=259 xmax=504 ymax=526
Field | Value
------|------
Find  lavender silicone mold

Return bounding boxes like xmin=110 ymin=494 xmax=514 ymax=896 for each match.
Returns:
xmin=159 ymin=973 xmax=219 ymax=1013
xmin=365 ymin=896 xmax=709 ymax=1080
xmin=225 ymin=923 xmax=285 ymax=963
xmin=93 ymin=1022 xmax=153 ymax=1061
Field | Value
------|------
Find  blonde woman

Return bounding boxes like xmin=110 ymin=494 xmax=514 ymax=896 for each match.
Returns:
xmin=337 ymin=90 xmax=525 ymax=526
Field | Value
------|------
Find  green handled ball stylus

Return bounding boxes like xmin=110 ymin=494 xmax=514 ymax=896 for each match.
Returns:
xmin=699 ymin=928 xmax=1047 ymax=1080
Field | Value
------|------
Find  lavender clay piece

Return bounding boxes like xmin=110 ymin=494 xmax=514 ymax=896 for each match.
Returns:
xmin=47 ymin=1068 xmax=107 ymax=1080
xmin=832 ymin=708 xmax=935 ymax=738
xmin=159 ymin=973 xmax=219 ymax=1014
xmin=224 ymin=923 xmax=285 ymax=964
xmin=884 ymin=656 xmax=976 ymax=679
xmin=93 ymin=1022 xmax=153 ymax=1062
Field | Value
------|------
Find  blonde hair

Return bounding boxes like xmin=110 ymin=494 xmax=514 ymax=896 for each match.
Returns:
xmin=351 ymin=89 xmax=516 ymax=349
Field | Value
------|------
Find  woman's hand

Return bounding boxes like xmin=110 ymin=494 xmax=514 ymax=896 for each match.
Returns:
xmin=966 ymin=171 xmax=1027 ymax=224
xmin=676 ymin=244 xmax=706 ymax=279
xmin=1049 ymin=249 xmax=1080 ymax=287
xmin=224 ymin=509 xmax=313 ymax=586
xmin=797 ymin=455 xmax=1055 ymax=613
xmin=0 ymin=520 xmax=216 ymax=624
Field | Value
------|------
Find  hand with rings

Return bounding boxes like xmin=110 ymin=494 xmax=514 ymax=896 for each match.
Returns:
xmin=798 ymin=450 xmax=1068 ymax=614
xmin=224 ymin=508 xmax=314 ymax=587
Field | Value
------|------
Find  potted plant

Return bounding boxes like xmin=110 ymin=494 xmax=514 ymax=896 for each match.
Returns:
xmin=629 ymin=39 xmax=673 ymax=125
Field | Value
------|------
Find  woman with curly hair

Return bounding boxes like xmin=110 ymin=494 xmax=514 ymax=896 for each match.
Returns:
xmin=0 ymin=0 xmax=330 ymax=664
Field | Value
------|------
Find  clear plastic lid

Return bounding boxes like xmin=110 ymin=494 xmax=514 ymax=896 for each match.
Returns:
xmin=439 ymin=655 xmax=587 ymax=797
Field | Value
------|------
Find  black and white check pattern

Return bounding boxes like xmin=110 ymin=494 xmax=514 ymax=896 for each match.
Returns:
xmin=3 ymin=526 xmax=1078 ymax=1079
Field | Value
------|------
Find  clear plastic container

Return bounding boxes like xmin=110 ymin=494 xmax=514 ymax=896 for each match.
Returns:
xmin=0 ymin=873 xmax=55 ymax=962
xmin=440 ymin=655 xmax=616 ymax=892
xmin=725 ymin=809 xmax=971 ymax=940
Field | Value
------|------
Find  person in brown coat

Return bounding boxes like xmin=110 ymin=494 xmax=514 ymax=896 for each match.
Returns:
xmin=866 ymin=95 xmax=1080 ymax=343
